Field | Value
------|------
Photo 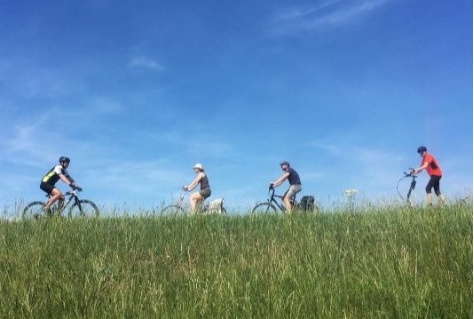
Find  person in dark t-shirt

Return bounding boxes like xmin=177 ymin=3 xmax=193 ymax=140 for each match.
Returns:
xmin=270 ymin=161 xmax=302 ymax=214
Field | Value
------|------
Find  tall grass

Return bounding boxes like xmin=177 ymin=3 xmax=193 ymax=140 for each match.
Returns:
xmin=0 ymin=202 xmax=471 ymax=318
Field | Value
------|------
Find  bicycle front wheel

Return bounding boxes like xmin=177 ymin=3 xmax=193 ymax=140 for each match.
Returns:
xmin=160 ymin=205 xmax=186 ymax=216
xmin=69 ymin=200 xmax=100 ymax=217
xmin=251 ymin=202 xmax=278 ymax=214
xmin=22 ymin=201 xmax=47 ymax=219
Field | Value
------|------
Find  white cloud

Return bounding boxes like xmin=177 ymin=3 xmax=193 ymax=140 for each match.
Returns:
xmin=129 ymin=57 xmax=164 ymax=71
xmin=271 ymin=0 xmax=394 ymax=34
xmin=309 ymin=140 xmax=344 ymax=156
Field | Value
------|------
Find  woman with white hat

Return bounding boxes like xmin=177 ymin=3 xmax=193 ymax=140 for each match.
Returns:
xmin=183 ymin=163 xmax=211 ymax=213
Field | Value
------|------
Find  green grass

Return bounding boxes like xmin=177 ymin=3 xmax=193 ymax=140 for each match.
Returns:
xmin=0 ymin=202 xmax=472 ymax=318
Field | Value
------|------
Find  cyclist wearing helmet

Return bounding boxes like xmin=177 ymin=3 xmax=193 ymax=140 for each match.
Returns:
xmin=40 ymin=156 xmax=80 ymax=211
xmin=411 ymin=146 xmax=445 ymax=205
xmin=183 ymin=163 xmax=211 ymax=213
xmin=270 ymin=161 xmax=302 ymax=213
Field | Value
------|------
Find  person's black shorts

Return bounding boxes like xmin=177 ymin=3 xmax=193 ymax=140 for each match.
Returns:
xmin=199 ymin=188 xmax=211 ymax=199
xmin=40 ymin=182 xmax=55 ymax=195
xmin=426 ymin=175 xmax=442 ymax=195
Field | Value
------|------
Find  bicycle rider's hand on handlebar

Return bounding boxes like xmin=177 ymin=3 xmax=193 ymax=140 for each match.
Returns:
xmin=404 ymin=168 xmax=416 ymax=177
xmin=182 ymin=186 xmax=188 ymax=192
xmin=69 ymin=184 xmax=82 ymax=191
xmin=268 ymin=183 xmax=274 ymax=190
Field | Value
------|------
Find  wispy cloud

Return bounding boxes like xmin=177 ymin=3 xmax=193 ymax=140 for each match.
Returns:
xmin=309 ymin=138 xmax=409 ymax=194
xmin=0 ymin=102 xmax=127 ymax=167
xmin=129 ymin=57 xmax=164 ymax=71
xmin=0 ymin=110 xmax=60 ymax=166
xmin=271 ymin=0 xmax=394 ymax=34
xmin=312 ymin=140 xmax=407 ymax=169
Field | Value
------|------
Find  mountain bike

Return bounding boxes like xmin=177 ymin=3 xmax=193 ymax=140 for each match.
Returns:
xmin=160 ymin=190 xmax=226 ymax=215
xmin=251 ymin=184 xmax=315 ymax=214
xmin=22 ymin=188 xmax=100 ymax=219
xmin=396 ymin=169 xmax=417 ymax=206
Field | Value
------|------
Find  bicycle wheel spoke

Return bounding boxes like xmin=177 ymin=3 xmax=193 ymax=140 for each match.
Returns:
xmin=22 ymin=201 xmax=46 ymax=219
xmin=251 ymin=203 xmax=278 ymax=214
xmin=69 ymin=200 xmax=100 ymax=217
xmin=160 ymin=205 xmax=185 ymax=216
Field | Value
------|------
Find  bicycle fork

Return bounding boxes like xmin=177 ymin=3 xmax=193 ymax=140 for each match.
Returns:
xmin=407 ymin=178 xmax=416 ymax=205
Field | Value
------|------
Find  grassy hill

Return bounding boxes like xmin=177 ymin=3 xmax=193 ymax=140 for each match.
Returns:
xmin=0 ymin=202 xmax=472 ymax=318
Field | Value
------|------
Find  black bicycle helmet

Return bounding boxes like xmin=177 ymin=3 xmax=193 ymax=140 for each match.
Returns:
xmin=280 ymin=161 xmax=290 ymax=167
xmin=417 ymin=146 xmax=427 ymax=154
xmin=59 ymin=156 xmax=70 ymax=163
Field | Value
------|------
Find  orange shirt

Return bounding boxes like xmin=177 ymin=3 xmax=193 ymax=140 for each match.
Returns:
xmin=421 ymin=153 xmax=442 ymax=176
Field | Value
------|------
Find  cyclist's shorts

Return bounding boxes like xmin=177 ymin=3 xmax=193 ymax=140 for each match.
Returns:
xmin=40 ymin=182 xmax=55 ymax=195
xmin=199 ymin=188 xmax=211 ymax=199
xmin=286 ymin=184 xmax=302 ymax=199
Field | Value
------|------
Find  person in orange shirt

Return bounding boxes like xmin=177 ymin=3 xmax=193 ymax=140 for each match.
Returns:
xmin=411 ymin=146 xmax=445 ymax=205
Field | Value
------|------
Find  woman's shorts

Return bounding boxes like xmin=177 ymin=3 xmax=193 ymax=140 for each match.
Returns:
xmin=199 ymin=188 xmax=211 ymax=199
xmin=40 ymin=182 xmax=55 ymax=195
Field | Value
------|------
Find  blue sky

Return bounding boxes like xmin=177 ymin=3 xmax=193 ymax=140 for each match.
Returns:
xmin=1 ymin=0 xmax=472 ymax=214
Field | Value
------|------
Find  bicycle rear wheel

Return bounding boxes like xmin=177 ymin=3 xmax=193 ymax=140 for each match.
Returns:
xmin=69 ymin=200 xmax=100 ymax=217
xmin=251 ymin=202 xmax=278 ymax=214
xmin=160 ymin=205 xmax=186 ymax=216
xmin=22 ymin=201 xmax=47 ymax=219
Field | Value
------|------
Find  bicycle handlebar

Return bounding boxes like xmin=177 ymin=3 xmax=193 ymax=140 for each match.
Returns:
xmin=403 ymin=171 xmax=417 ymax=178
xmin=267 ymin=184 xmax=287 ymax=200
xmin=401 ymin=167 xmax=416 ymax=178
xmin=396 ymin=169 xmax=418 ymax=202
xmin=64 ymin=188 xmax=82 ymax=196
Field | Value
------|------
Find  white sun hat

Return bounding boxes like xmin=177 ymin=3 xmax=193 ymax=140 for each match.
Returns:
xmin=193 ymin=163 xmax=204 ymax=170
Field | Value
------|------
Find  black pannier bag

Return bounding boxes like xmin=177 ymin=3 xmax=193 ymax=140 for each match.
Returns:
xmin=301 ymin=195 xmax=315 ymax=212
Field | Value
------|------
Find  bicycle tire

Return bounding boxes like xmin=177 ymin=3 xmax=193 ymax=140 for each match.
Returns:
xmin=22 ymin=201 xmax=47 ymax=219
xmin=69 ymin=199 xmax=100 ymax=217
xmin=251 ymin=202 xmax=278 ymax=214
xmin=160 ymin=205 xmax=186 ymax=216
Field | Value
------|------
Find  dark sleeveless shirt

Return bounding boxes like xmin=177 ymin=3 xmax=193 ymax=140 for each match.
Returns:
xmin=200 ymin=174 xmax=210 ymax=190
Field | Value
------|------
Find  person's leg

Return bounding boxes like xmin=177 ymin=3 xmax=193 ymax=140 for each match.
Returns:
xmin=425 ymin=177 xmax=436 ymax=205
xmin=190 ymin=192 xmax=204 ymax=213
xmin=280 ymin=189 xmax=291 ymax=212
xmin=41 ymin=183 xmax=64 ymax=210
xmin=432 ymin=176 xmax=445 ymax=204
xmin=437 ymin=194 xmax=446 ymax=204
xmin=44 ymin=188 xmax=64 ymax=209
xmin=426 ymin=193 xmax=433 ymax=205
xmin=283 ymin=197 xmax=292 ymax=213
xmin=284 ymin=185 xmax=301 ymax=214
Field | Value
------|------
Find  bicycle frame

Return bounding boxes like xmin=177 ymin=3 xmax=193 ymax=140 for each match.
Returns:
xmin=23 ymin=188 xmax=99 ymax=219
xmin=406 ymin=174 xmax=417 ymax=203
xmin=160 ymin=191 xmax=225 ymax=215
xmin=267 ymin=186 xmax=296 ymax=212
xmin=396 ymin=170 xmax=417 ymax=205
xmin=48 ymin=189 xmax=82 ymax=214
